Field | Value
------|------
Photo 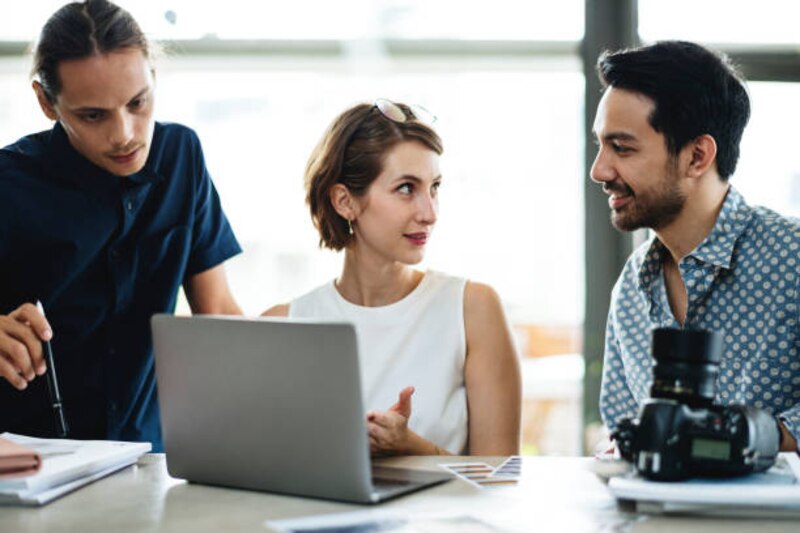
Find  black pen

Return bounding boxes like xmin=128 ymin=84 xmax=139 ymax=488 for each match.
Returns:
xmin=35 ymin=300 xmax=69 ymax=438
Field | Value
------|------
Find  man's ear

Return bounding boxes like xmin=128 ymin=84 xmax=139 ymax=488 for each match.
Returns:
xmin=685 ymin=134 xmax=718 ymax=178
xmin=32 ymin=81 xmax=58 ymax=121
xmin=329 ymin=183 xmax=358 ymax=221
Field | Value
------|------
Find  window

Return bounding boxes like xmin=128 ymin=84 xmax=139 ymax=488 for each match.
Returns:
xmin=736 ymin=82 xmax=800 ymax=217
xmin=0 ymin=1 xmax=584 ymax=42
xmin=639 ymin=0 xmax=800 ymax=45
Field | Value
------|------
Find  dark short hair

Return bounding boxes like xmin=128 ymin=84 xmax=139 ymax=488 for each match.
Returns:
xmin=597 ymin=40 xmax=750 ymax=180
xmin=305 ymin=102 xmax=443 ymax=251
xmin=32 ymin=0 xmax=151 ymax=102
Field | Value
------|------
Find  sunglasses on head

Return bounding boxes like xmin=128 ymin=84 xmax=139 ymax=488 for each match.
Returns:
xmin=373 ymin=98 xmax=437 ymax=126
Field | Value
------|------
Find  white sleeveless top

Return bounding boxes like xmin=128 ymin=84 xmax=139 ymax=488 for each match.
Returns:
xmin=289 ymin=270 xmax=468 ymax=454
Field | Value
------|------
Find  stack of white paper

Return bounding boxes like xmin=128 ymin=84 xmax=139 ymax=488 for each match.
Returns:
xmin=608 ymin=452 xmax=800 ymax=516
xmin=0 ymin=433 xmax=151 ymax=506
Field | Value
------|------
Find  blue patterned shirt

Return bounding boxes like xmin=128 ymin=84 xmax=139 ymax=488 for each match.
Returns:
xmin=600 ymin=187 xmax=800 ymax=445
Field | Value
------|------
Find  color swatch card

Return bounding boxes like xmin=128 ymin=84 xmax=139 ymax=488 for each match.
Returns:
xmin=440 ymin=457 xmax=521 ymax=488
xmin=492 ymin=455 xmax=522 ymax=478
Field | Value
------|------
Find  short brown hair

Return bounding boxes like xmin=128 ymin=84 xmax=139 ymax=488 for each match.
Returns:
xmin=32 ymin=0 xmax=152 ymax=102
xmin=305 ymin=102 xmax=444 ymax=251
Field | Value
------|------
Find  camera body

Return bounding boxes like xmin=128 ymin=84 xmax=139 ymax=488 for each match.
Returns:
xmin=614 ymin=399 xmax=780 ymax=481
xmin=612 ymin=328 xmax=780 ymax=481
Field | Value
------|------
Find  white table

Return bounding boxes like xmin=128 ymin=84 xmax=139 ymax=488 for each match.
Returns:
xmin=1 ymin=454 xmax=797 ymax=532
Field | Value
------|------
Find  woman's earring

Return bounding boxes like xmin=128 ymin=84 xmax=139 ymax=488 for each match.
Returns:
xmin=348 ymin=219 xmax=354 ymax=236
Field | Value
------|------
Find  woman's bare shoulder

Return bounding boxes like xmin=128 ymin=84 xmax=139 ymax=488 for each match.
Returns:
xmin=261 ymin=304 xmax=289 ymax=317
xmin=463 ymin=280 xmax=502 ymax=310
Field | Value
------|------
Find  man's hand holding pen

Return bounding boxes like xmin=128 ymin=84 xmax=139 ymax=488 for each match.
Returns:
xmin=35 ymin=300 xmax=69 ymax=437
xmin=0 ymin=301 xmax=69 ymax=437
xmin=0 ymin=302 xmax=51 ymax=390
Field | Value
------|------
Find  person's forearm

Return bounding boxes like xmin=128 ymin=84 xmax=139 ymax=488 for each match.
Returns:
xmin=216 ymin=296 xmax=243 ymax=315
xmin=402 ymin=431 xmax=450 ymax=456
xmin=777 ymin=408 xmax=800 ymax=453
xmin=184 ymin=265 xmax=242 ymax=315
xmin=468 ymin=431 xmax=519 ymax=456
xmin=779 ymin=421 xmax=798 ymax=452
xmin=189 ymin=294 xmax=242 ymax=315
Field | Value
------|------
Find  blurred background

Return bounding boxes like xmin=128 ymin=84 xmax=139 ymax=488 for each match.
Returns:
xmin=1 ymin=1 xmax=798 ymax=455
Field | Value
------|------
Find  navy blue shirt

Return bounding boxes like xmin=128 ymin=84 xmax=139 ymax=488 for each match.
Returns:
xmin=0 ymin=121 xmax=241 ymax=451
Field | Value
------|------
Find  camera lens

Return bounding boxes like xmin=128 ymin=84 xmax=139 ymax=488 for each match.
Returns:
xmin=650 ymin=328 xmax=722 ymax=407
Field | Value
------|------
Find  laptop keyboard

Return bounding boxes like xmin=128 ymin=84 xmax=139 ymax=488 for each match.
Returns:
xmin=370 ymin=466 xmax=453 ymax=500
xmin=372 ymin=476 xmax=415 ymax=495
xmin=373 ymin=477 xmax=415 ymax=487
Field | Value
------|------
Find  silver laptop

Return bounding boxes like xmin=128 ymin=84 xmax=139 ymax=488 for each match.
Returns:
xmin=151 ymin=314 xmax=452 ymax=503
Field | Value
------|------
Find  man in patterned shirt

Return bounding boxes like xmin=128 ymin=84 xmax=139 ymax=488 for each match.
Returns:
xmin=591 ymin=40 xmax=800 ymax=452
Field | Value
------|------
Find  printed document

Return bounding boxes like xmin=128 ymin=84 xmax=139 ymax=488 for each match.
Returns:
xmin=0 ymin=433 xmax=151 ymax=506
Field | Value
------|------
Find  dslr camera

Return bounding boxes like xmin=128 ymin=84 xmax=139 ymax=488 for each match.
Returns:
xmin=612 ymin=328 xmax=781 ymax=481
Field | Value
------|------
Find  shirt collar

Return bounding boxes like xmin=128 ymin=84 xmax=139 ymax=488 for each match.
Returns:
xmin=636 ymin=186 xmax=753 ymax=290
xmin=44 ymin=121 xmax=160 ymax=189
xmin=636 ymin=235 xmax=665 ymax=292
xmin=686 ymin=186 xmax=752 ymax=270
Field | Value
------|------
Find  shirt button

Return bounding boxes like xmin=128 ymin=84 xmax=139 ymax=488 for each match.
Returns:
xmin=126 ymin=201 xmax=134 ymax=211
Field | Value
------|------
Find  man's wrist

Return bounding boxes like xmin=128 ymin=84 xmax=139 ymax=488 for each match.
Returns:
xmin=776 ymin=417 xmax=798 ymax=452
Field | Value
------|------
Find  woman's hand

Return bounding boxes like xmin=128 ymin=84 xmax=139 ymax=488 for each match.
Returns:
xmin=366 ymin=386 xmax=415 ymax=456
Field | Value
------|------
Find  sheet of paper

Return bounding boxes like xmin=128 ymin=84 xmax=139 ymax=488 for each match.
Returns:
xmin=0 ymin=433 xmax=150 ymax=506
xmin=265 ymin=509 xmax=508 ymax=532
xmin=0 ymin=460 xmax=136 ymax=506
